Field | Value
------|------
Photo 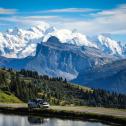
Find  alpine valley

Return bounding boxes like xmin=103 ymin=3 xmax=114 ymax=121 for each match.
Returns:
xmin=0 ymin=22 xmax=126 ymax=94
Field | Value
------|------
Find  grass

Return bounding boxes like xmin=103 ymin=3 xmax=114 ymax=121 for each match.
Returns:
xmin=0 ymin=91 xmax=22 ymax=103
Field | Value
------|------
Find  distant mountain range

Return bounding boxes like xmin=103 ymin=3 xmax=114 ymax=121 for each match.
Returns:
xmin=0 ymin=22 xmax=126 ymax=94
xmin=0 ymin=22 xmax=125 ymax=58
xmin=72 ymin=59 xmax=126 ymax=94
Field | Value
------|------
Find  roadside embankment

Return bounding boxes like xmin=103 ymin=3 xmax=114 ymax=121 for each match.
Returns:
xmin=0 ymin=104 xmax=126 ymax=125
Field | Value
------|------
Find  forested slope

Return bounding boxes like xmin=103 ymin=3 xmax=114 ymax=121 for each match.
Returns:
xmin=0 ymin=68 xmax=126 ymax=108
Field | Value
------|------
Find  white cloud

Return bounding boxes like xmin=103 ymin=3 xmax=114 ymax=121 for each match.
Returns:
xmin=53 ymin=4 xmax=126 ymax=35
xmin=33 ymin=8 xmax=99 ymax=13
xmin=0 ymin=8 xmax=17 ymax=14
xmin=23 ymin=16 xmax=59 ymax=20
xmin=0 ymin=4 xmax=126 ymax=36
xmin=0 ymin=16 xmax=60 ymax=26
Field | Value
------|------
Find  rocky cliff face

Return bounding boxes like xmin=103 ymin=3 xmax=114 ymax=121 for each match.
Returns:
xmin=24 ymin=36 xmax=112 ymax=80
xmin=0 ymin=36 xmax=113 ymax=80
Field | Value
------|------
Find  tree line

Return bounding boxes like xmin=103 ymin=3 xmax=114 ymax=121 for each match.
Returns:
xmin=0 ymin=67 xmax=126 ymax=108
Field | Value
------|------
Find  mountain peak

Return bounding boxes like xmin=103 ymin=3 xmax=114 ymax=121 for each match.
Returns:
xmin=47 ymin=36 xmax=60 ymax=45
xmin=96 ymin=34 xmax=123 ymax=55
xmin=29 ymin=22 xmax=50 ymax=34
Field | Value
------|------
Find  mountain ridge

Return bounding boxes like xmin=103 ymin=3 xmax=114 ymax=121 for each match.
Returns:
xmin=0 ymin=36 xmax=113 ymax=80
xmin=0 ymin=22 xmax=125 ymax=58
xmin=73 ymin=59 xmax=126 ymax=93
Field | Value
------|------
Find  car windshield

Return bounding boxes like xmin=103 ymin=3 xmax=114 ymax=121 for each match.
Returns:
xmin=37 ymin=99 xmax=44 ymax=103
xmin=30 ymin=99 xmax=36 ymax=102
xmin=29 ymin=99 xmax=47 ymax=103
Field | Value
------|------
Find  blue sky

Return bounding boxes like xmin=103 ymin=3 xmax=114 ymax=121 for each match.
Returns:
xmin=0 ymin=0 xmax=126 ymax=42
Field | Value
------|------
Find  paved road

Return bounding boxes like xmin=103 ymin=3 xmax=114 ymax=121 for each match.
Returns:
xmin=0 ymin=103 xmax=126 ymax=118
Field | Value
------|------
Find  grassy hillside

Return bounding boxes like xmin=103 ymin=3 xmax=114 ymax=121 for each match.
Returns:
xmin=0 ymin=91 xmax=22 ymax=103
xmin=0 ymin=68 xmax=126 ymax=108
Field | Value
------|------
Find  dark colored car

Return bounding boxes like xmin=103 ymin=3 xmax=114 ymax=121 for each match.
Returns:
xmin=28 ymin=99 xmax=50 ymax=109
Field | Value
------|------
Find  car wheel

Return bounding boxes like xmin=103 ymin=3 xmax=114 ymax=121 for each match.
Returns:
xmin=37 ymin=104 xmax=40 ymax=108
xmin=28 ymin=104 xmax=32 ymax=109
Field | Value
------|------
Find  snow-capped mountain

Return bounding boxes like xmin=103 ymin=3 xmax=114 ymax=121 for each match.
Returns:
xmin=0 ymin=22 xmax=51 ymax=58
xmin=92 ymin=35 xmax=123 ymax=56
xmin=0 ymin=21 xmax=125 ymax=58
xmin=0 ymin=36 xmax=113 ymax=80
